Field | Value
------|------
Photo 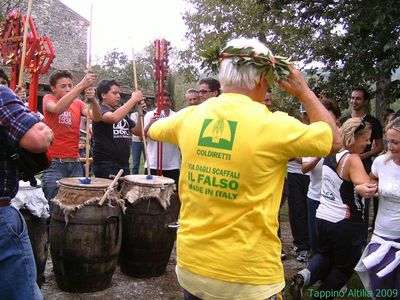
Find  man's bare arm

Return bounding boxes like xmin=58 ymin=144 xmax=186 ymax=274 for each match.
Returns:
xmin=278 ymin=65 xmax=342 ymax=154
xmin=19 ymin=122 xmax=54 ymax=153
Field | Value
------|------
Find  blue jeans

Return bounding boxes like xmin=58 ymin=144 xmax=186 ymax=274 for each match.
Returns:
xmin=41 ymin=160 xmax=83 ymax=212
xmin=307 ymin=198 xmax=320 ymax=253
xmin=93 ymin=160 xmax=130 ymax=179
xmin=0 ymin=205 xmax=42 ymax=300
xmin=131 ymin=141 xmax=144 ymax=175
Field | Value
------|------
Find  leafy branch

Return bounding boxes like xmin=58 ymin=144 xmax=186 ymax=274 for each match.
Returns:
xmin=199 ymin=41 xmax=292 ymax=87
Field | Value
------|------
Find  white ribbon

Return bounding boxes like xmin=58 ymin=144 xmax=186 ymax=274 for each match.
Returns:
xmin=362 ymin=234 xmax=400 ymax=277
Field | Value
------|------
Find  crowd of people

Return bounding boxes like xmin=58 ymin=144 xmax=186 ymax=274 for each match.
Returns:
xmin=1 ymin=36 xmax=400 ymax=300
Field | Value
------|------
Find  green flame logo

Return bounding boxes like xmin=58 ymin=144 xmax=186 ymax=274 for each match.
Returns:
xmin=198 ymin=118 xmax=237 ymax=150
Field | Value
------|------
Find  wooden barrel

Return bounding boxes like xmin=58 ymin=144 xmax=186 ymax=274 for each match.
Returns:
xmin=119 ymin=175 xmax=179 ymax=277
xmin=20 ymin=209 xmax=48 ymax=288
xmin=49 ymin=178 xmax=122 ymax=293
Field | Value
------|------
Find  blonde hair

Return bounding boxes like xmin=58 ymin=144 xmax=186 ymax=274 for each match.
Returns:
xmin=385 ymin=116 xmax=400 ymax=133
xmin=340 ymin=117 xmax=371 ymax=148
xmin=384 ymin=117 xmax=400 ymax=162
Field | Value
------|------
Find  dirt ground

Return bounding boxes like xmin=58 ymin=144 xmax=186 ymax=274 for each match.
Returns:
xmin=41 ymin=245 xmax=183 ymax=300
xmin=41 ymin=217 xmax=305 ymax=300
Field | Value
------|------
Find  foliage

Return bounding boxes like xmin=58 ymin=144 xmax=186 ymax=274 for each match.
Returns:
xmin=92 ymin=44 xmax=197 ymax=111
xmin=180 ymin=0 xmax=315 ymax=112
xmin=288 ymin=0 xmax=400 ymax=119
xmin=199 ymin=41 xmax=291 ymax=87
xmin=182 ymin=0 xmax=400 ymax=119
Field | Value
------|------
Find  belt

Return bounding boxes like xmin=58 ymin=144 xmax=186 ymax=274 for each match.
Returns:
xmin=52 ymin=158 xmax=80 ymax=163
xmin=0 ymin=200 xmax=10 ymax=207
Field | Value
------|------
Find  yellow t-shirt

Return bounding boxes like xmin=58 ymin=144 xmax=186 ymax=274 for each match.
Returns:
xmin=149 ymin=93 xmax=332 ymax=285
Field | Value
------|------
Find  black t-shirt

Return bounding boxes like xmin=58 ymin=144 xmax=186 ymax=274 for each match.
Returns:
xmin=363 ymin=114 xmax=383 ymax=172
xmin=92 ymin=105 xmax=135 ymax=163
xmin=342 ymin=114 xmax=383 ymax=173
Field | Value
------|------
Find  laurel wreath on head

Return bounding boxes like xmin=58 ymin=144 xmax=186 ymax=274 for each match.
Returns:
xmin=199 ymin=40 xmax=292 ymax=87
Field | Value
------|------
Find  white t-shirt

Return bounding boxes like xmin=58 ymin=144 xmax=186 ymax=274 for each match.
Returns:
xmin=130 ymin=112 xmax=141 ymax=142
xmin=371 ymin=155 xmax=400 ymax=239
xmin=144 ymin=109 xmax=181 ymax=170
xmin=287 ymin=160 xmax=306 ymax=174
xmin=303 ymin=157 xmax=323 ymax=201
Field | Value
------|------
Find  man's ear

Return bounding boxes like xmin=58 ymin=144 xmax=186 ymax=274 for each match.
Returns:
xmin=259 ymin=73 xmax=269 ymax=89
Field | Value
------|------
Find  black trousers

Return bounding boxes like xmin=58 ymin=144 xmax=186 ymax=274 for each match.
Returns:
xmin=149 ymin=168 xmax=180 ymax=192
xmin=308 ymin=219 xmax=365 ymax=297
xmin=287 ymin=172 xmax=310 ymax=251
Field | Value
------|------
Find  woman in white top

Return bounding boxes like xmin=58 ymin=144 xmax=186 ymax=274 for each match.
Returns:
xmin=355 ymin=117 xmax=400 ymax=298
xmin=302 ymin=98 xmax=341 ymax=254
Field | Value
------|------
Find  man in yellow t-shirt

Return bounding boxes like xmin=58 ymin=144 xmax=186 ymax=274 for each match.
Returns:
xmin=148 ymin=38 xmax=342 ymax=300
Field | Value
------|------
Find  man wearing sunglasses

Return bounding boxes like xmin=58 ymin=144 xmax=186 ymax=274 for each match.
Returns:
xmin=198 ymin=78 xmax=221 ymax=102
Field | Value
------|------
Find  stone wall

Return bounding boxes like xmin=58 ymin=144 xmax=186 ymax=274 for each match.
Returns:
xmin=1 ymin=0 xmax=88 ymax=70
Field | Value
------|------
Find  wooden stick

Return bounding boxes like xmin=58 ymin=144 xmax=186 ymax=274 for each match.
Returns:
xmin=132 ymin=48 xmax=152 ymax=177
xmin=87 ymin=2 xmax=93 ymax=71
xmin=98 ymin=169 xmax=124 ymax=206
xmin=85 ymin=104 xmax=91 ymax=178
xmin=85 ymin=2 xmax=94 ymax=179
xmin=18 ymin=0 xmax=33 ymax=86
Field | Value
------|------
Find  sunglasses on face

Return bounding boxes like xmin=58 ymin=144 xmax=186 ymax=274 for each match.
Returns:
xmin=199 ymin=89 xmax=213 ymax=94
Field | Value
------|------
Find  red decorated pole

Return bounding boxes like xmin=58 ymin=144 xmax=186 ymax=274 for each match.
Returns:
xmin=18 ymin=0 xmax=33 ymax=88
xmin=154 ymin=39 xmax=169 ymax=176
xmin=0 ymin=9 xmax=55 ymax=112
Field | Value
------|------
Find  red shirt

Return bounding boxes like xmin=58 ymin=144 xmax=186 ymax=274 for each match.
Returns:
xmin=43 ymin=94 xmax=85 ymax=158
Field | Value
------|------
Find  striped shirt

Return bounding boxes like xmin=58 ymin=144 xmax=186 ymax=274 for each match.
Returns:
xmin=0 ymin=86 xmax=39 ymax=199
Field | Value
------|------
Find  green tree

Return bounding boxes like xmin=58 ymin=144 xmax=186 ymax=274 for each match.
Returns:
xmin=182 ymin=0 xmax=400 ymax=119
xmin=181 ymin=0 xmax=314 ymax=111
xmin=288 ymin=0 xmax=400 ymax=120
xmin=92 ymin=44 xmax=197 ymax=111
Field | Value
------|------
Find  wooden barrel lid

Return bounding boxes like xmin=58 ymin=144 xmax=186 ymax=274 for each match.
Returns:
xmin=58 ymin=177 xmax=114 ymax=189
xmin=123 ymin=175 xmax=174 ymax=187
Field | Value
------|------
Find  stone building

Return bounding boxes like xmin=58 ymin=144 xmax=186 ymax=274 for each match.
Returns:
xmin=1 ymin=0 xmax=89 ymax=69
xmin=0 ymin=0 xmax=155 ymax=111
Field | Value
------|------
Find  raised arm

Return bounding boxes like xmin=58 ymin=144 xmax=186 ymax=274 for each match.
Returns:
xmin=278 ymin=65 xmax=342 ymax=154
xmin=130 ymin=101 xmax=147 ymax=137
xmin=44 ymin=73 xmax=95 ymax=115
xmin=102 ymin=91 xmax=143 ymax=124
xmin=81 ymin=87 xmax=102 ymax=122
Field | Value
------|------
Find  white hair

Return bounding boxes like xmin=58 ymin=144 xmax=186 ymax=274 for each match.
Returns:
xmin=218 ymin=38 xmax=273 ymax=90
